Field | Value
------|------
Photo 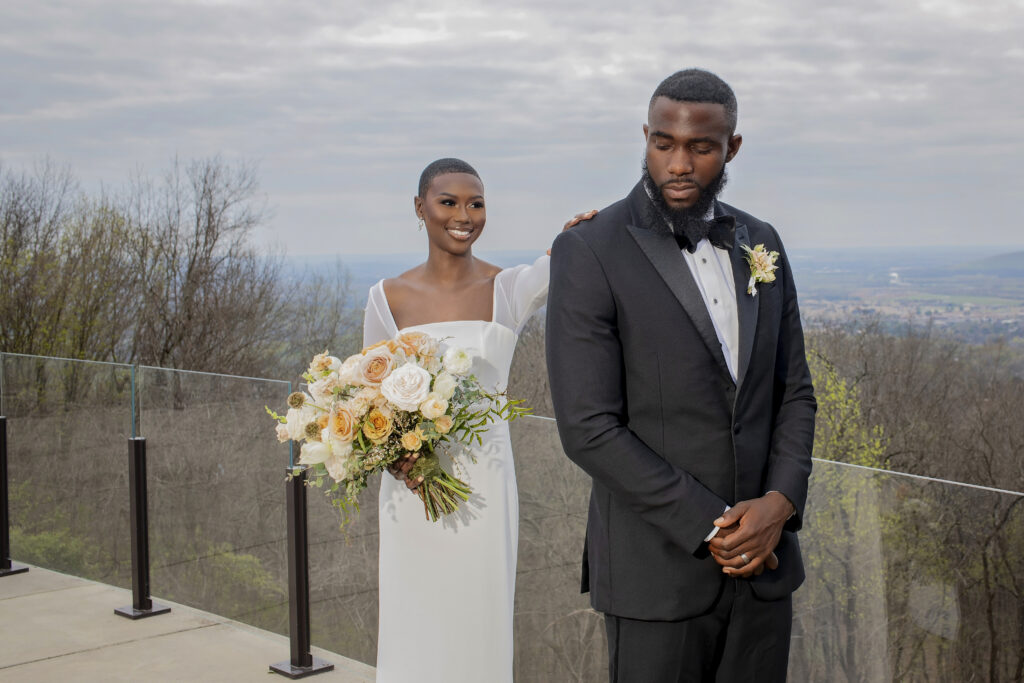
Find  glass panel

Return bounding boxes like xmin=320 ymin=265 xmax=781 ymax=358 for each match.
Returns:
xmin=136 ymin=366 xmax=292 ymax=635
xmin=1 ymin=353 xmax=134 ymax=587
xmin=5 ymin=352 xmax=1020 ymax=680
xmin=793 ymin=461 xmax=1024 ymax=682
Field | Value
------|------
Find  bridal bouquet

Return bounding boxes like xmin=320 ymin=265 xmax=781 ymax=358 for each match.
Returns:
xmin=268 ymin=332 xmax=528 ymax=522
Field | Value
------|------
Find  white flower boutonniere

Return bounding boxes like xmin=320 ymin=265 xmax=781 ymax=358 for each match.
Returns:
xmin=741 ymin=243 xmax=779 ymax=296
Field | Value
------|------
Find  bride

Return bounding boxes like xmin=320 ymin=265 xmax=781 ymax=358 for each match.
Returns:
xmin=362 ymin=158 xmax=585 ymax=682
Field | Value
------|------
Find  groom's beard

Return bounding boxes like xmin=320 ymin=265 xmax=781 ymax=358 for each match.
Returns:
xmin=641 ymin=159 xmax=728 ymax=248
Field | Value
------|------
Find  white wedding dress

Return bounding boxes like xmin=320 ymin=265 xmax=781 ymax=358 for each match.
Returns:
xmin=362 ymin=255 xmax=550 ymax=683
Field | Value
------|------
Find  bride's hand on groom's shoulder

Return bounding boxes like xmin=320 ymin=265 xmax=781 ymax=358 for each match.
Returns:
xmin=387 ymin=452 xmax=424 ymax=491
xmin=563 ymin=208 xmax=598 ymax=231
xmin=547 ymin=209 xmax=598 ymax=255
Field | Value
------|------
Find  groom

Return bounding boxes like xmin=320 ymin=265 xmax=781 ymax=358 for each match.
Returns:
xmin=545 ymin=69 xmax=816 ymax=681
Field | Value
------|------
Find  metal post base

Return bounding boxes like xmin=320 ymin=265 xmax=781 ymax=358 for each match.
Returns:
xmin=0 ymin=562 xmax=28 ymax=577
xmin=269 ymin=657 xmax=335 ymax=679
xmin=114 ymin=603 xmax=171 ymax=620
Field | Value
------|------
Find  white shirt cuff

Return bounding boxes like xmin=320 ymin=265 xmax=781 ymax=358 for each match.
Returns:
xmin=704 ymin=505 xmax=731 ymax=542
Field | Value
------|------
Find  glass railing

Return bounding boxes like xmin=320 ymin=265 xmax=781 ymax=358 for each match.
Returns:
xmin=135 ymin=365 xmax=293 ymax=634
xmin=1 ymin=353 xmax=135 ymax=587
xmin=3 ymin=351 xmax=1023 ymax=682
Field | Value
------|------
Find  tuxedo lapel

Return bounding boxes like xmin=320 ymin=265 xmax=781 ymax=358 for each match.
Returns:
xmin=626 ymin=223 xmax=730 ymax=374
xmin=728 ymin=219 xmax=759 ymax=390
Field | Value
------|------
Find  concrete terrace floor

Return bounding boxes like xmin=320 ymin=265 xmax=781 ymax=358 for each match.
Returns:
xmin=0 ymin=565 xmax=376 ymax=682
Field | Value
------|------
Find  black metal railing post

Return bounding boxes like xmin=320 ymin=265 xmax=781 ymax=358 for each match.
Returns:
xmin=270 ymin=467 xmax=333 ymax=678
xmin=1 ymin=416 xmax=29 ymax=577
xmin=115 ymin=437 xmax=170 ymax=619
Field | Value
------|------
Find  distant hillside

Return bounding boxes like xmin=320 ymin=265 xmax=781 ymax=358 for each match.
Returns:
xmin=956 ymin=250 xmax=1024 ymax=276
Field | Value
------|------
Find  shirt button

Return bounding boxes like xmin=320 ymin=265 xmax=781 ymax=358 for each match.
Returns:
xmin=733 ymin=424 xmax=742 ymax=435
xmin=713 ymin=298 xmax=718 ymax=304
xmin=702 ymin=258 xmax=707 ymax=264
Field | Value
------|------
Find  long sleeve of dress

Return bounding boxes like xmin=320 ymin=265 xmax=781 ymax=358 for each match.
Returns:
xmin=363 ymin=281 xmax=395 ymax=347
xmin=493 ymin=254 xmax=550 ymax=334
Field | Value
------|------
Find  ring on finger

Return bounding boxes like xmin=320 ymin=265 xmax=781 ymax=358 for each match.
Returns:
xmin=740 ymin=553 xmax=751 ymax=565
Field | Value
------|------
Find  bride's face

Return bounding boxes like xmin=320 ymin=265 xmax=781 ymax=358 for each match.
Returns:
xmin=415 ymin=173 xmax=486 ymax=255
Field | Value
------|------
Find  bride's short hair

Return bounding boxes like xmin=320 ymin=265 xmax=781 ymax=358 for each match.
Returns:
xmin=418 ymin=158 xmax=481 ymax=197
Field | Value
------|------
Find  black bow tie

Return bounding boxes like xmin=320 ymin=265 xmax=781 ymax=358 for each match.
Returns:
xmin=673 ymin=215 xmax=737 ymax=253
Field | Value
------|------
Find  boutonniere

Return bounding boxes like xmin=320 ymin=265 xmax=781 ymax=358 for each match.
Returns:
xmin=741 ymin=243 xmax=779 ymax=296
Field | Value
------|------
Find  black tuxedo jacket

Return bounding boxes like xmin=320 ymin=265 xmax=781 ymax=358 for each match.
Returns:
xmin=545 ymin=182 xmax=816 ymax=621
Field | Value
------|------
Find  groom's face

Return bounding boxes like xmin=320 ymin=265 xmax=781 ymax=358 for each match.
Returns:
xmin=643 ymin=97 xmax=742 ymax=210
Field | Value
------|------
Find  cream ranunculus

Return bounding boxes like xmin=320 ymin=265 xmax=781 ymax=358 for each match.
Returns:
xmin=309 ymin=351 xmax=342 ymax=376
xmin=348 ymin=386 xmax=378 ymax=417
xmin=285 ymin=405 xmax=317 ymax=441
xmin=338 ymin=354 xmax=362 ymax=385
xmin=359 ymin=346 xmax=396 ymax=385
xmin=419 ymin=392 xmax=449 ymax=420
xmin=443 ymin=347 xmax=473 ymax=375
xmin=432 ymin=372 xmax=457 ymax=400
xmin=308 ymin=375 xmax=341 ymax=404
xmin=275 ymin=423 xmax=290 ymax=443
xmin=380 ymin=363 xmax=432 ymax=411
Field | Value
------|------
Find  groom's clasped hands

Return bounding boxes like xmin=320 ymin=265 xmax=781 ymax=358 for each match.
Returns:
xmin=708 ymin=491 xmax=794 ymax=577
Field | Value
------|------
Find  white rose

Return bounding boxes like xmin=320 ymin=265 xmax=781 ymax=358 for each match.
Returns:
xmin=298 ymin=439 xmax=331 ymax=465
xmin=380 ymin=363 xmax=433 ymax=411
xmin=443 ymin=347 xmax=473 ymax=375
xmin=432 ymin=372 xmax=457 ymax=400
xmin=285 ymin=405 xmax=317 ymax=441
xmin=419 ymin=392 xmax=449 ymax=420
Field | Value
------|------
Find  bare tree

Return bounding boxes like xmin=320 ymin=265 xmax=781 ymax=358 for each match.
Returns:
xmin=0 ymin=159 xmax=78 ymax=356
xmin=124 ymin=157 xmax=287 ymax=375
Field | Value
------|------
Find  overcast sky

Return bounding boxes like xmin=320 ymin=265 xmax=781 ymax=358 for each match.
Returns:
xmin=3 ymin=0 xmax=1022 ymax=256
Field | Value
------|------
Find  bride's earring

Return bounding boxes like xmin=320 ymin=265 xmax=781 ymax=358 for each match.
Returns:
xmin=418 ymin=218 xmax=425 ymax=231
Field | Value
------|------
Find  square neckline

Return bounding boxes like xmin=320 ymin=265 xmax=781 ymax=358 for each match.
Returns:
xmin=378 ymin=275 xmax=500 ymax=335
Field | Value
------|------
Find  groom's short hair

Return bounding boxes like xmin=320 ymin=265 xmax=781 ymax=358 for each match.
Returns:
xmin=650 ymin=69 xmax=738 ymax=132
xmin=418 ymin=158 xmax=481 ymax=197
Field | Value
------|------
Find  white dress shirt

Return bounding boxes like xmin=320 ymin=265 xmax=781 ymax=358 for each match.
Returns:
xmin=681 ymin=238 xmax=739 ymax=383
xmin=681 ymin=237 xmax=740 ymax=542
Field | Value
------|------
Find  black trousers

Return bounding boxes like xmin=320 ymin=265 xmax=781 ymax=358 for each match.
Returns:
xmin=604 ymin=580 xmax=792 ymax=683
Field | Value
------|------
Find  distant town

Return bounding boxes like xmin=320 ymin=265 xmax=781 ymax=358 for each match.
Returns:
xmin=297 ymin=245 xmax=1024 ymax=349
xmin=790 ymin=247 xmax=1024 ymax=346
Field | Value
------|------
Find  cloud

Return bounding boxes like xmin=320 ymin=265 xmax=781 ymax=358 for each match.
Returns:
xmin=1 ymin=0 xmax=1022 ymax=252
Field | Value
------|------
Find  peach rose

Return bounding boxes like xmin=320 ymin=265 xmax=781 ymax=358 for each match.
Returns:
xmin=433 ymin=415 xmax=454 ymax=434
xmin=358 ymin=347 xmax=395 ymax=386
xmin=328 ymin=404 xmax=357 ymax=443
xmin=401 ymin=430 xmax=423 ymax=451
xmin=362 ymin=408 xmax=394 ymax=444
